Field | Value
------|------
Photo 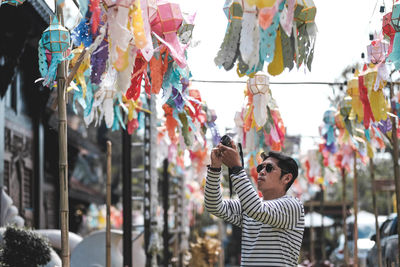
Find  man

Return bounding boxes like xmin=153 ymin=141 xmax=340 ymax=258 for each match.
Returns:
xmin=204 ymin=140 xmax=304 ymax=266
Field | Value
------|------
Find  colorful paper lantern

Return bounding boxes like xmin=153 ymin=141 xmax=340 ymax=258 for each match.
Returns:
xmin=151 ymin=2 xmax=186 ymax=68
xmin=391 ymin=2 xmax=400 ymax=32
xmin=294 ymin=0 xmax=316 ymax=25
xmin=38 ymin=16 xmax=71 ymax=87
xmin=41 ymin=16 xmax=70 ymax=53
xmin=388 ymin=2 xmax=400 ymax=70
xmin=383 ymin=12 xmax=396 ymax=38
xmin=1 ymin=0 xmax=25 ymax=6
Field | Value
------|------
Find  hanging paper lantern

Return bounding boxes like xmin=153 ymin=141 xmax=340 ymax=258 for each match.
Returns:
xmin=383 ymin=12 xmax=396 ymax=38
xmin=42 ymin=17 xmax=70 ymax=53
xmin=247 ymin=72 xmax=269 ymax=127
xmin=388 ymin=2 xmax=400 ymax=70
xmin=38 ymin=16 xmax=71 ymax=87
xmin=247 ymin=72 xmax=269 ymax=95
xmin=367 ymin=38 xmax=388 ymax=64
xmin=391 ymin=2 xmax=400 ymax=31
xmin=1 ymin=0 xmax=25 ymax=6
xmin=151 ymin=2 xmax=186 ymax=68
xmin=294 ymin=0 xmax=316 ymax=25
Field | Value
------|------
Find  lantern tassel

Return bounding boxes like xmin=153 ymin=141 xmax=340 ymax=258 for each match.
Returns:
xmin=253 ymin=94 xmax=268 ymax=127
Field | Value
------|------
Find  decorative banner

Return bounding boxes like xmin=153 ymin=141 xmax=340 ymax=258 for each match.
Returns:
xmin=36 ymin=0 xmax=213 ymax=138
xmin=216 ymin=0 xmax=317 ymax=77
xmin=234 ymin=72 xmax=286 ymax=172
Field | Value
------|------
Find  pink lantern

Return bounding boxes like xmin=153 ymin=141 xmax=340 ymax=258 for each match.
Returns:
xmin=151 ymin=2 xmax=183 ymax=37
xmin=151 ymin=1 xmax=186 ymax=68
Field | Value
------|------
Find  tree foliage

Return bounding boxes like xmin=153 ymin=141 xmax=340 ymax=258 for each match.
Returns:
xmin=0 ymin=226 xmax=51 ymax=267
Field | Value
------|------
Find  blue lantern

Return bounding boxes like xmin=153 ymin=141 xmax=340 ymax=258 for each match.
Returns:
xmin=388 ymin=2 xmax=400 ymax=70
xmin=38 ymin=16 xmax=72 ymax=87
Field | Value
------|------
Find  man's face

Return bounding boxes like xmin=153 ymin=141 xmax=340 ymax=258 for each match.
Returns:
xmin=257 ymin=157 xmax=288 ymax=195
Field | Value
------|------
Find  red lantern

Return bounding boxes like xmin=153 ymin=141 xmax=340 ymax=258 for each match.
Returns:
xmin=383 ymin=12 xmax=396 ymax=38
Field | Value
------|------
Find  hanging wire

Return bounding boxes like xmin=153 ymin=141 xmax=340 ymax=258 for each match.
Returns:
xmin=368 ymin=0 xmax=380 ymax=24
xmin=190 ymin=79 xmax=345 ymax=86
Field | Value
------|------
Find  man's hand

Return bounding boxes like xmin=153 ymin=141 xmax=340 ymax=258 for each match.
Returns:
xmin=210 ymin=145 xmax=222 ymax=168
xmin=219 ymin=141 xmax=242 ymax=168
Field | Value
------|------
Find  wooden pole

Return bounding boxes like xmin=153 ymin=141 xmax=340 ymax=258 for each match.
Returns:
xmin=370 ymin=158 xmax=383 ymax=267
xmin=55 ymin=2 xmax=70 ymax=266
xmin=389 ymin=82 xmax=400 ymax=265
xmin=341 ymin=168 xmax=349 ymax=265
xmin=353 ymin=151 xmax=358 ymax=267
xmin=106 ymin=141 xmax=112 ymax=267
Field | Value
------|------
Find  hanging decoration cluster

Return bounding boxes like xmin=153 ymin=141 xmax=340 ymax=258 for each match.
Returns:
xmin=233 ymin=72 xmax=286 ymax=183
xmin=35 ymin=0 xmax=203 ymax=135
xmin=300 ymin=2 xmax=400 ymax=188
xmin=215 ymin=0 xmax=317 ymax=77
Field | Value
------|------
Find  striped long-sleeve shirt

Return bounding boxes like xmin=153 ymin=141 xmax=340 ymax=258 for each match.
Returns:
xmin=204 ymin=168 xmax=305 ymax=267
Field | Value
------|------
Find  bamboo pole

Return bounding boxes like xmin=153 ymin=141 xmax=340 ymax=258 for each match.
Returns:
xmin=370 ymin=158 xmax=383 ymax=267
xmin=55 ymin=2 xmax=70 ymax=266
xmin=341 ymin=168 xmax=349 ymax=265
xmin=389 ymin=82 xmax=400 ymax=265
xmin=353 ymin=151 xmax=358 ymax=267
xmin=106 ymin=141 xmax=112 ymax=267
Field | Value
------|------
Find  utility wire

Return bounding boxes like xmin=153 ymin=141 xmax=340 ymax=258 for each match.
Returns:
xmin=190 ymin=79 xmax=345 ymax=86
xmin=190 ymin=79 xmax=400 ymax=86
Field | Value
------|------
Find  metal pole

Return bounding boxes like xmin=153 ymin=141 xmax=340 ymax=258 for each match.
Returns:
xmin=55 ymin=2 xmax=69 ymax=266
xmin=353 ymin=151 xmax=358 ymax=267
xmin=370 ymin=158 xmax=383 ymax=267
xmin=341 ymin=168 xmax=349 ymax=265
xmin=122 ymin=129 xmax=132 ymax=267
xmin=144 ymin=96 xmax=151 ymax=266
xmin=163 ymin=158 xmax=169 ymax=267
xmin=389 ymin=82 xmax=400 ymax=265
xmin=106 ymin=141 xmax=112 ymax=267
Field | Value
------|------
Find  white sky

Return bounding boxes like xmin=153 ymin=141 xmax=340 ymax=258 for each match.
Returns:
xmin=56 ymin=0 xmax=393 ymax=153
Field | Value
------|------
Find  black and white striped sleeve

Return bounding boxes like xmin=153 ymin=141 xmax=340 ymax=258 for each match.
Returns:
xmin=231 ymin=169 xmax=304 ymax=230
xmin=204 ymin=169 xmax=243 ymax=228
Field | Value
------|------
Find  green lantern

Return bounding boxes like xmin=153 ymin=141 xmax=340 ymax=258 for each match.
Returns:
xmin=42 ymin=16 xmax=70 ymax=53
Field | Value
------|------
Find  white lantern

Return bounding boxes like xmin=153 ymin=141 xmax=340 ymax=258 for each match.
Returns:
xmin=247 ymin=72 xmax=269 ymax=95
xmin=247 ymin=72 xmax=270 ymax=127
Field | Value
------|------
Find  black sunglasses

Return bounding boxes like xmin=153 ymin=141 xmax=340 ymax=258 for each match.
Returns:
xmin=256 ymin=163 xmax=289 ymax=174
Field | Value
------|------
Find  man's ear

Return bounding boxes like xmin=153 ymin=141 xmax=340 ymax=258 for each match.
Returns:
xmin=283 ymin=173 xmax=293 ymax=185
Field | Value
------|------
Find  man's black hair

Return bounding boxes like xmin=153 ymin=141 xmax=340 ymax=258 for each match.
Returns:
xmin=260 ymin=151 xmax=298 ymax=191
